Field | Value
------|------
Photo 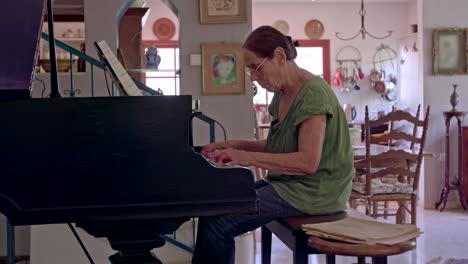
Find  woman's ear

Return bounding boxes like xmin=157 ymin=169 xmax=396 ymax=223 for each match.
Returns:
xmin=273 ymin=47 xmax=287 ymax=64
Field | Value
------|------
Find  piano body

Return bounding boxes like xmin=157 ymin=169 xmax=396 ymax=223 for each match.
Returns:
xmin=0 ymin=1 xmax=257 ymax=263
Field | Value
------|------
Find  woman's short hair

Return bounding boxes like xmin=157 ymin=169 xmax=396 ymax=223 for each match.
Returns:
xmin=243 ymin=25 xmax=297 ymax=60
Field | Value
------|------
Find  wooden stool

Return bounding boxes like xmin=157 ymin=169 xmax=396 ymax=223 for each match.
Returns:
xmin=307 ymin=236 xmax=416 ymax=264
xmin=261 ymin=212 xmax=346 ymax=264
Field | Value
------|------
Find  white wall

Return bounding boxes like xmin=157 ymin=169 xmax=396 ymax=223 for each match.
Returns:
xmin=398 ymin=0 xmax=421 ymax=111
xmin=398 ymin=34 xmax=421 ymax=110
xmin=408 ymin=0 xmax=418 ymax=27
xmin=174 ymin=0 xmax=255 ymax=144
xmin=422 ymin=0 xmax=468 ymax=209
xmin=139 ymin=0 xmax=256 ymax=143
xmin=253 ymin=2 xmax=409 ymax=121
xmin=142 ymin=0 xmax=179 ymax=40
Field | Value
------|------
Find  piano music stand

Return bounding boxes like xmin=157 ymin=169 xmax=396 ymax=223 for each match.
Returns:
xmin=94 ymin=41 xmax=128 ymax=96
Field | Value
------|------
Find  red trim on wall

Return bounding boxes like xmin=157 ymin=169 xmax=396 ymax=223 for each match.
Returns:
xmin=142 ymin=40 xmax=178 ymax=48
xmin=297 ymin=39 xmax=331 ymax=85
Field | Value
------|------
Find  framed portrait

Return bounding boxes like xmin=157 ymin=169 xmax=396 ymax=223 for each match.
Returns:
xmin=201 ymin=42 xmax=245 ymax=95
xmin=432 ymin=28 xmax=467 ymax=75
xmin=199 ymin=0 xmax=247 ymax=24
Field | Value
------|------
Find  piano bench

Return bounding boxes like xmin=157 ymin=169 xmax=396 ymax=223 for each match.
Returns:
xmin=261 ymin=211 xmax=346 ymax=264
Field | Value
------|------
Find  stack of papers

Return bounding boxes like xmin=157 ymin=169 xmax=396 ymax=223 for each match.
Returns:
xmin=302 ymin=217 xmax=422 ymax=245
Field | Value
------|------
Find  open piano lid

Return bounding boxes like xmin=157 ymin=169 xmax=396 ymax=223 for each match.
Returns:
xmin=0 ymin=0 xmax=46 ymax=100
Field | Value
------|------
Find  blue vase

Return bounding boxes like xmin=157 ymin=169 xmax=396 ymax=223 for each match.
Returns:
xmin=145 ymin=45 xmax=161 ymax=69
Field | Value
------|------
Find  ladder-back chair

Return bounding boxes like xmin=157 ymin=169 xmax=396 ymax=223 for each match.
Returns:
xmin=350 ymin=105 xmax=430 ymax=224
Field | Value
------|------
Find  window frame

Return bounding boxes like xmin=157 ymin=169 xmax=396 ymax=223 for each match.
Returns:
xmin=296 ymin=39 xmax=331 ymax=85
xmin=142 ymin=40 xmax=179 ymax=95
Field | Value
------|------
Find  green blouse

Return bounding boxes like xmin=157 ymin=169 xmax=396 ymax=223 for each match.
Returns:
xmin=265 ymin=77 xmax=353 ymax=215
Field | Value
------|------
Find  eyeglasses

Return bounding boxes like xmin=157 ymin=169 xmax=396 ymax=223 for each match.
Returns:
xmin=246 ymin=57 xmax=268 ymax=75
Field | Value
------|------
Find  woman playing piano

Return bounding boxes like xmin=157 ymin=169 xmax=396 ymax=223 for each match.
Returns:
xmin=192 ymin=25 xmax=354 ymax=264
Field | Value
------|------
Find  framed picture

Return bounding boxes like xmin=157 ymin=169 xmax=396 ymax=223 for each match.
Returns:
xmin=432 ymin=28 xmax=467 ymax=75
xmin=199 ymin=0 xmax=247 ymax=24
xmin=201 ymin=42 xmax=245 ymax=95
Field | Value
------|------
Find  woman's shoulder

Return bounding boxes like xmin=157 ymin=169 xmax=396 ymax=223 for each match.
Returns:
xmin=304 ymin=76 xmax=329 ymax=89
xmin=301 ymin=76 xmax=331 ymax=97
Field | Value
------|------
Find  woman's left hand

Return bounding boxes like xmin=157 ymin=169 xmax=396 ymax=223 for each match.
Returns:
xmin=207 ymin=148 xmax=252 ymax=166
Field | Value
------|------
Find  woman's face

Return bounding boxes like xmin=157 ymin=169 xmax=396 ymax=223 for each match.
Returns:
xmin=243 ymin=48 xmax=282 ymax=93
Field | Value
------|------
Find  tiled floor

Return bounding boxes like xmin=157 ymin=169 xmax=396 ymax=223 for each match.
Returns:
xmin=254 ymin=206 xmax=468 ymax=264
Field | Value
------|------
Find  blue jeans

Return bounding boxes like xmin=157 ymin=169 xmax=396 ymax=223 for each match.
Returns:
xmin=192 ymin=180 xmax=307 ymax=264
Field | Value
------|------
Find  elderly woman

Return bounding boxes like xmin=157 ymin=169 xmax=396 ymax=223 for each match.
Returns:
xmin=192 ymin=25 xmax=353 ymax=264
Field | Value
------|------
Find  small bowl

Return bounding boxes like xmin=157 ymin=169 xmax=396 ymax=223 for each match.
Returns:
xmin=39 ymin=59 xmax=75 ymax=72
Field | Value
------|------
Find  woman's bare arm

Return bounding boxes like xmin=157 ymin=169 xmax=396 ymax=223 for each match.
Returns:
xmin=226 ymin=139 xmax=267 ymax=152
xmin=247 ymin=115 xmax=326 ymax=175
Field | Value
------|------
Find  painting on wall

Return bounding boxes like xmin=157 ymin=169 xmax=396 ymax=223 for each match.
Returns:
xmin=432 ymin=28 xmax=467 ymax=75
xmin=201 ymin=42 xmax=245 ymax=95
xmin=199 ymin=0 xmax=247 ymax=24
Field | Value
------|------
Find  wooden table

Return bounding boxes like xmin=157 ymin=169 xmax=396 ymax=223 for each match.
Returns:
xmin=353 ymin=144 xmax=435 ymax=159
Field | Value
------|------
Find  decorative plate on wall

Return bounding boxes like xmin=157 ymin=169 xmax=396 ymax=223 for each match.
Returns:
xmin=273 ymin=20 xmax=290 ymax=35
xmin=153 ymin=18 xmax=176 ymax=40
xmin=304 ymin=19 xmax=324 ymax=39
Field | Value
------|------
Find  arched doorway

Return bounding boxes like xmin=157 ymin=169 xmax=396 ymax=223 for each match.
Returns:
xmin=116 ymin=0 xmax=179 ymax=94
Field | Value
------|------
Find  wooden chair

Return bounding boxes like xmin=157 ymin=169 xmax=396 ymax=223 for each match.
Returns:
xmin=261 ymin=212 xmax=346 ymax=264
xmin=375 ymin=105 xmax=422 ymax=219
xmin=350 ymin=105 xmax=430 ymax=224
xmin=388 ymin=104 xmax=421 ymax=150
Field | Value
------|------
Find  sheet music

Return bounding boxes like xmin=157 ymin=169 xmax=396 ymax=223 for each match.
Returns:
xmin=96 ymin=40 xmax=143 ymax=96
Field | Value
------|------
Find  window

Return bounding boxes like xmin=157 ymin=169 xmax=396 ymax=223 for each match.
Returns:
xmin=143 ymin=40 xmax=179 ymax=95
xmin=253 ymin=39 xmax=330 ymax=105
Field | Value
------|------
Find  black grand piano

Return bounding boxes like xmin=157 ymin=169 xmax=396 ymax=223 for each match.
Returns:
xmin=0 ymin=1 xmax=257 ymax=263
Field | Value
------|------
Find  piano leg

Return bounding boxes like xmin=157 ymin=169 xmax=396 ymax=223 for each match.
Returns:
xmin=108 ymin=236 xmax=165 ymax=264
xmin=78 ymin=218 xmax=188 ymax=264
xmin=110 ymin=252 xmax=162 ymax=264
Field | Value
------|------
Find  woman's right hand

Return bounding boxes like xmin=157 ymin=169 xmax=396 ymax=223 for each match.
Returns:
xmin=200 ymin=141 xmax=229 ymax=157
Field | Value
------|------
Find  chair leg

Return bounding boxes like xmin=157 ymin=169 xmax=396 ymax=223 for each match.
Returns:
xmin=383 ymin=201 xmax=389 ymax=219
xmin=411 ymin=195 xmax=417 ymax=225
xmin=292 ymin=250 xmax=308 ymax=264
xmin=325 ymin=254 xmax=336 ymax=264
xmin=396 ymin=202 xmax=405 ymax=224
xmin=261 ymin=226 xmax=272 ymax=264
xmin=293 ymin=236 xmax=309 ymax=264
xmin=349 ymin=199 xmax=357 ymax=209
xmin=372 ymin=201 xmax=378 ymax=218
xmin=365 ymin=202 xmax=371 ymax=217
xmin=357 ymin=256 xmax=366 ymax=264
xmin=372 ymin=256 xmax=388 ymax=264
